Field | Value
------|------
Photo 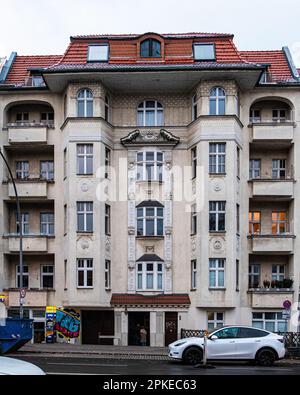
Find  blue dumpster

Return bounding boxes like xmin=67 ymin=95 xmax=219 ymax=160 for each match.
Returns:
xmin=0 ymin=318 xmax=33 ymax=354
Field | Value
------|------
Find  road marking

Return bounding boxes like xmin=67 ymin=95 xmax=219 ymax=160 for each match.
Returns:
xmin=47 ymin=362 xmax=128 ymax=367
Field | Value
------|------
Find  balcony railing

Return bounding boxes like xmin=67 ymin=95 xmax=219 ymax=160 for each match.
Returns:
xmin=6 ymin=121 xmax=54 ymax=128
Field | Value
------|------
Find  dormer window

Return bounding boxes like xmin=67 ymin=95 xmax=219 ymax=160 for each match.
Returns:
xmin=87 ymin=45 xmax=109 ymax=62
xmin=140 ymin=39 xmax=161 ymax=58
xmin=193 ymin=43 xmax=215 ymax=61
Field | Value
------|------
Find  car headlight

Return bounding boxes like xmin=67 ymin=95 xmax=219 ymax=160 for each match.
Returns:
xmin=174 ymin=341 xmax=187 ymax=347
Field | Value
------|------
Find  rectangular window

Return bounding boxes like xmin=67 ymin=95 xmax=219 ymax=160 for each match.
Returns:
xmin=250 ymin=109 xmax=261 ymax=123
xmin=191 ymin=147 xmax=197 ymax=179
xmin=136 ymin=262 xmax=163 ymax=291
xmin=249 ymin=159 xmax=261 ymax=179
xmin=16 ymin=265 xmax=29 ymax=288
xmin=249 ymin=264 xmax=260 ymax=288
xmin=237 ymin=147 xmax=240 ymax=178
xmin=209 ymin=201 xmax=226 ymax=232
xmin=252 ymin=312 xmax=287 ymax=332
xmin=41 ymin=265 xmax=54 ymax=289
xmin=272 ymin=109 xmax=286 ymax=122
xmin=137 ymin=206 xmax=164 ymax=237
xmin=40 ymin=213 xmax=54 ymax=235
xmin=272 ymin=211 xmax=288 ymax=234
xmin=77 ymin=202 xmax=93 ymax=232
xmin=16 ymin=112 xmax=29 ymax=123
xmin=64 ymin=259 xmax=67 ymax=290
xmin=192 ymin=95 xmax=197 ymax=121
xmin=136 ymin=151 xmax=164 ymax=182
xmin=236 ymin=204 xmax=240 ymax=234
xmin=249 ymin=212 xmax=261 ymax=235
xmin=272 ymin=264 xmax=285 ymax=282
xmin=105 ymin=147 xmax=111 ymax=179
xmin=209 ymin=143 xmax=226 ymax=174
xmin=272 ymin=159 xmax=286 ymax=179
xmin=236 ymin=260 xmax=239 ymax=291
xmin=40 ymin=161 xmax=54 ymax=181
xmin=77 ymin=258 xmax=93 ymax=288
xmin=88 ymin=45 xmax=109 ymax=62
xmin=16 ymin=212 xmax=29 ymax=235
xmin=207 ymin=312 xmax=224 ymax=332
xmin=191 ymin=204 xmax=197 ymax=235
xmin=77 ymin=144 xmax=93 ymax=175
xmin=105 ymin=204 xmax=111 ymax=235
xmin=209 ymin=258 xmax=225 ymax=288
xmin=105 ymin=260 xmax=111 ymax=290
xmin=193 ymin=44 xmax=215 ymax=60
xmin=40 ymin=112 xmax=54 ymax=125
xmin=191 ymin=260 xmax=197 ymax=290
xmin=16 ymin=161 xmax=29 ymax=180
xmin=63 ymin=148 xmax=67 ymax=179
xmin=64 ymin=205 xmax=67 ymax=234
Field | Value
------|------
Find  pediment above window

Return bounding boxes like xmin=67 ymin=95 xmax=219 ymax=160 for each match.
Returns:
xmin=121 ymin=129 xmax=180 ymax=147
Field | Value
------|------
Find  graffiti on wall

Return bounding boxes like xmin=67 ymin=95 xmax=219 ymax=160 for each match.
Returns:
xmin=55 ymin=309 xmax=80 ymax=339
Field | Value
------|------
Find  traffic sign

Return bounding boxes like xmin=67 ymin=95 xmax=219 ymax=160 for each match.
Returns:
xmin=283 ymin=300 xmax=292 ymax=310
xmin=282 ymin=310 xmax=291 ymax=320
xmin=20 ymin=288 xmax=26 ymax=299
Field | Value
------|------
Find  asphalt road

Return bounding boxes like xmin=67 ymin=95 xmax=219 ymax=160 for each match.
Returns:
xmin=9 ymin=355 xmax=300 ymax=375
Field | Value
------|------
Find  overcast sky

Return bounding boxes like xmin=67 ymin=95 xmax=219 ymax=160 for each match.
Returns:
xmin=1 ymin=0 xmax=300 ymax=65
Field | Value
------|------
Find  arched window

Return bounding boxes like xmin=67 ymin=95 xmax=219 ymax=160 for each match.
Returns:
xmin=137 ymin=100 xmax=164 ymax=127
xmin=77 ymin=89 xmax=93 ymax=117
xmin=209 ymin=87 xmax=226 ymax=115
xmin=140 ymin=39 xmax=161 ymax=58
xmin=136 ymin=201 xmax=164 ymax=237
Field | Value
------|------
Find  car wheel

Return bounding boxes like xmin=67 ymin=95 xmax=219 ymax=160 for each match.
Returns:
xmin=183 ymin=347 xmax=203 ymax=365
xmin=256 ymin=349 xmax=276 ymax=367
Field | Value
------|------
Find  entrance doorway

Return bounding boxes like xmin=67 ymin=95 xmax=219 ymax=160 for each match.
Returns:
xmin=81 ymin=310 xmax=114 ymax=345
xmin=33 ymin=322 xmax=45 ymax=343
xmin=165 ymin=312 xmax=178 ymax=346
xmin=128 ymin=312 xmax=150 ymax=346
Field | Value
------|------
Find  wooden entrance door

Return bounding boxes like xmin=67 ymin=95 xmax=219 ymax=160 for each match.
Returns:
xmin=165 ymin=312 xmax=178 ymax=346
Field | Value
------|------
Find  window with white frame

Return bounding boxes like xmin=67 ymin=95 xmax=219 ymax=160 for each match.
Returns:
xmin=77 ymin=202 xmax=93 ymax=232
xmin=16 ymin=265 xmax=29 ymax=288
xmin=249 ymin=159 xmax=261 ymax=179
xmin=41 ymin=265 xmax=54 ymax=289
xmin=40 ymin=213 xmax=54 ymax=235
xmin=137 ymin=205 xmax=164 ymax=237
xmin=40 ymin=112 xmax=54 ymax=125
xmin=209 ymin=201 xmax=226 ymax=232
xmin=63 ymin=148 xmax=67 ymax=179
xmin=16 ymin=212 xmax=29 ymax=235
xmin=192 ymin=94 xmax=197 ymax=121
xmin=250 ymin=109 xmax=261 ymax=123
xmin=207 ymin=312 xmax=224 ymax=332
xmin=191 ymin=203 xmax=197 ymax=235
xmin=236 ymin=260 xmax=239 ymax=291
xmin=237 ymin=147 xmax=240 ymax=178
xmin=191 ymin=147 xmax=197 ymax=178
xmin=64 ymin=204 xmax=67 ymax=234
xmin=272 ymin=264 xmax=285 ymax=282
xmin=236 ymin=204 xmax=240 ymax=234
xmin=88 ymin=45 xmax=109 ymax=62
xmin=77 ymin=258 xmax=93 ymax=288
xmin=16 ymin=112 xmax=29 ymax=123
xmin=105 ymin=147 xmax=111 ymax=179
xmin=105 ymin=95 xmax=110 ymax=122
xmin=137 ymin=100 xmax=164 ymax=127
xmin=249 ymin=212 xmax=261 ymax=235
xmin=16 ymin=161 xmax=29 ymax=180
xmin=77 ymin=144 xmax=93 ymax=175
xmin=272 ymin=159 xmax=286 ymax=179
xmin=252 ymin=312 xmax=287 ymax=332
xmin=105 ymin=204 xmax=111 ymax=235
xmin=193 ymin=44 xmax=215 ymax=61
xmin=209 ymin=87 xmax=226 ymax=115
xmin=272 ymin=211 xmax=288 ymax=234
xmin=136 ymin=151 xmax=163 ymax=182
xmin=40 ymin=161 xmax=54 ymax=181
xmin=191 ymin=260 xmax=197 ymax=290
xmin=209 ymin=259 xmax=225 ymax=288
xmin=209 ymin=143 xmax=226 ymax=174
xmin=272 ymin=109 xmax=286 ymax=122
xmin=249 ymin=264 xmax=260 ymax=288
xmin=136 ymin=262 xmax=163 ymax=291
xmin=77 ymin=89 xmax=93 ymax=117
xmin=105 ymin=260 xmax=111 ymax=290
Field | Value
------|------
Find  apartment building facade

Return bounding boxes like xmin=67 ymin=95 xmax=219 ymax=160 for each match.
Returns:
xmin=0 ymin=32 xmax=299 ymax=346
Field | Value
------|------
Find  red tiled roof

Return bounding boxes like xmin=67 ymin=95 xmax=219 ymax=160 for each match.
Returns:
xmin=240 ymin=50 xmax=293 ymax=82
xmin=71 ymin=32 xmax=233 ymax=40
xmin=111 ymin=294 xmax=191 ymax=307
xmin=5 ymin=55 xmax=62 ymax=85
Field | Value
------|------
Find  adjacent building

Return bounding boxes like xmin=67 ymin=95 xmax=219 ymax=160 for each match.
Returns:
xmin=0 ymin=32 xmax=299 ymax=346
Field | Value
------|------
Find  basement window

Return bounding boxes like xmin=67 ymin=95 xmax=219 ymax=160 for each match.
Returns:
xmin=193 ymin=44 xmax=215 ymax=61
xmin=87 ymin=45 xmax=109 ymax=62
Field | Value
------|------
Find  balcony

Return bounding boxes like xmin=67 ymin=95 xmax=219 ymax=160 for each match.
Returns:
xmin=7 ymin=123 xmax=50 ymax=145
xmin=5 ymin=289 xmax=55 ymax=307
xmin=248 ymin=289 xmax=294 ymax=308
xmin=250 ymin=122 xmax=294 ymax=143
xmin=249 ymin=179 xmax=294 ymax=198
xmin=248 ymin=235 xmax=294 ymax=253
xmin=8 ymin=180 xmax=48 ymax=199
xmin=7 ymin=236 xmax=49 ymax=253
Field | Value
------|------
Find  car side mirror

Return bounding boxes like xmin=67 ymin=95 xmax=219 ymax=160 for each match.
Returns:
xmin=210 ymin=335 xmax=218 ymax=341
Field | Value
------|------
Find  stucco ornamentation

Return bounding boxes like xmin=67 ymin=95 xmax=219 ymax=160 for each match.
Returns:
xmin=81 ymin=182 xmax=89 ymax=192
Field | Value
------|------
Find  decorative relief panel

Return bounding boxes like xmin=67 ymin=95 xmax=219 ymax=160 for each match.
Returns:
xmin=191 ymin=236 xmax=197 ymax=259
xmin=209 ymin=236 xmax=226 ymax=256
xmin=210 ymin=178 xmax=225 ymax=193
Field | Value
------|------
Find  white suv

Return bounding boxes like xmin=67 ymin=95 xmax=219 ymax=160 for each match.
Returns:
xmin=168 ymin=326 xmax=286 ymax=366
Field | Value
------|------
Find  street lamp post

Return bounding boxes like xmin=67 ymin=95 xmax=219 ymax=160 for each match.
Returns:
xmin=0 ymin=148 xmax=24 ymax=319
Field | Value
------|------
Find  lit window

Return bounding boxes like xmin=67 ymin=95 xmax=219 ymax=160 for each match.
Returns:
xmin=194 ymin=44 xmax=215 ymax=61
xmin=249 ymin=212 xmax=261 ymax=235
xmin=88 ymin=45 xmax=109 ymax=62
xmin=272 ymin=212 xmax=288 ymax=235
xmin=140 ymin=39 xmax=161 ymax=58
